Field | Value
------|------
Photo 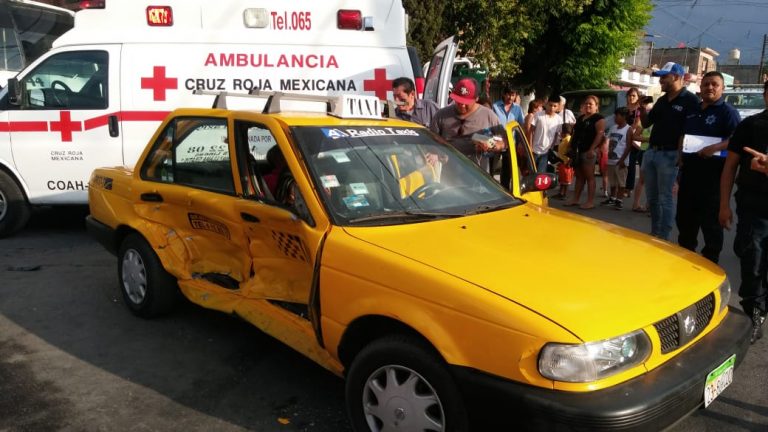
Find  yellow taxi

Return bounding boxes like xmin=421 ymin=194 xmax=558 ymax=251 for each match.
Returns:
xmin=87 ymin=92 xmax=751 ymax=432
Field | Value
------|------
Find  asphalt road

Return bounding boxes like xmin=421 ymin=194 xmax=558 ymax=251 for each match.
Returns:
xmin=0 ymin=201 xmax=766 ymax=432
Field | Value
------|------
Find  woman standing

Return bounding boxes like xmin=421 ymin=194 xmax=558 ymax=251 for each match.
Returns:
xmin=523 ymin=99 xmax=543 ymax=144
xmin=623 ymin=87 xmax=642 ymax=194
xmin=565 ymin=95 xmax=605 ymax=209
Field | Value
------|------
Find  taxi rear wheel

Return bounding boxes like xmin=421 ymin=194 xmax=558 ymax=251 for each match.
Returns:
xmin=117 ymin=234 xmax=179 ymax=318
xmin=0 ymin=170 xmax=31 ymax=238
xmin=345 ymin=336 xmax=468 ymax=432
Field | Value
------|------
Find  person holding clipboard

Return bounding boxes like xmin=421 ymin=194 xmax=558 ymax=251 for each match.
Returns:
xmin=677 ymin=71 xmax=741 ymax=263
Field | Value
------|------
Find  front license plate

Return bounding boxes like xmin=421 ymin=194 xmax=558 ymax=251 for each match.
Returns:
xmin=704 ymin=354 xmax=735 ymax=408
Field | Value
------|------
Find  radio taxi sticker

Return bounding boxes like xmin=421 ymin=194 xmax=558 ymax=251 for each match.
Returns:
xmin=321 ymin=127 xmax=420 ymax=139
xmin=342 ymin=195 xmax=370 ymax=208
xmin=320 ymin=175 xmax=340 ymax=188
xmin=349 ymin=183 xmax=369 ymax=195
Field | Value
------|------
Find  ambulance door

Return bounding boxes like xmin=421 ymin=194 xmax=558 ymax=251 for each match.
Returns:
xmin=422 ymin=36 xmax=457 ymax=108
xmin=8 ymin=46 xmax=121 ymax=204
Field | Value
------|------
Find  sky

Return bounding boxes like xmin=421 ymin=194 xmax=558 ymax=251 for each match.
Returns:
xmin=646 ymin=0 xmax=767 ymax=65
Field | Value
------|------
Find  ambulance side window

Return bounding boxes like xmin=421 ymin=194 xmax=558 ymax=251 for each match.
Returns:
xmin=19 ymin=50 xmax=108 ymax=110
xmin=141 ymin=117 xmax=235 ymax=195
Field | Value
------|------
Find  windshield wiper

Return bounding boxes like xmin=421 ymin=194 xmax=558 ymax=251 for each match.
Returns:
xmin=464 ymin=202 xmax=517 ymax=215
xmin=348 ymin=210 xmax=463 ymax=224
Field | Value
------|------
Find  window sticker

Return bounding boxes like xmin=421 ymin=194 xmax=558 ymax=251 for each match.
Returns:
xmin=349 ymin=182 xmax=369 ymax=195
xmin=320 ymin=175 xmax=340 ymax=188
xmin=342 ymin=195 xmax=370 ymax=208
xmin=330 ymin=151 xmax=351 ymax=163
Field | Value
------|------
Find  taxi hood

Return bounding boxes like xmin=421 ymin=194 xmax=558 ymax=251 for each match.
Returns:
xmin=343 ymin=204 xmax=725 ymax=342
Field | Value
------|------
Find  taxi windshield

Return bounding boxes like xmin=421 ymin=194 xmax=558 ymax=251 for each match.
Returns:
xmin=291 ymin=126 xmax=519 ymax=226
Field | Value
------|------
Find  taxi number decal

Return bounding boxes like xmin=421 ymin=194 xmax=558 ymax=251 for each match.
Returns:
xmin=188 ymin=213 xmax=231 ymax=239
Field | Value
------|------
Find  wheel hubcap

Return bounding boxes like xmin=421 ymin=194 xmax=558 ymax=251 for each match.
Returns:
xmin=0 ymin=188 xmax=7 ymax=221
xmin=362 ymin=365 xmax=444 ymax=432
xmin=121 ymin=248 xmax=147 ymax=304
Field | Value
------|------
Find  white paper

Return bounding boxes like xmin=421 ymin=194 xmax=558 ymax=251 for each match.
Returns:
xmin=683 ymin=134 xmax=723 ymax=155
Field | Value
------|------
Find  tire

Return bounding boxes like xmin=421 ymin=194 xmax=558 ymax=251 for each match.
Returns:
xmin=0 ymin=170 xmax=31 ymax=238
xmin=117 ymin=233 xmax=180 ymax=318
xmin=346 ymin=336 xmax=469 ymax=432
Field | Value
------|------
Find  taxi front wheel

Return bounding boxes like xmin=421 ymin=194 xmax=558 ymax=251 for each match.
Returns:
xmin=117 ymin=234 xmax=179 ymax=318
xmin=0 ymin=170 xmax=31 ymax=238
xmin=345 ymin=336 xmax=468 ymax=432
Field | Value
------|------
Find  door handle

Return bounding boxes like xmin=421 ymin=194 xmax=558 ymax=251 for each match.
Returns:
xmin=108 ymin=115 xmax=119 ymax=137
xmin=240 ymin=212 xmax=260 ymax=223
xmin=140 ymin=192 xmax=163 ymax=202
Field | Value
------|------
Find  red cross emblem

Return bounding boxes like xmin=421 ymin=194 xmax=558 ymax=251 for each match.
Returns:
xmin=49 ymin=111 xmax=82 ymax=142
xmin=363 ymin=68 xmax=393 ymax=100
xmin=141 ymin=66 xmax=178 ymax=101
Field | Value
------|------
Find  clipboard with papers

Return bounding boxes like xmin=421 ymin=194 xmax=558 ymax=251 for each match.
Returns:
xmin=682 ymin=134 xmax=726 ymax=157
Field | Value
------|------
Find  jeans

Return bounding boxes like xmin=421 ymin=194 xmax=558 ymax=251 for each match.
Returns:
xmin=535 ymin=153 xmax=548 ymax=174
xmin=642 ymin=149 xmax=678 ymax=240
xmin=734 ymin=194 xmax=768 ymax=317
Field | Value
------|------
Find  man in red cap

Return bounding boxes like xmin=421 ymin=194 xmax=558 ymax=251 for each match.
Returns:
xmin=430 ymin=77 xmax=501 ymax=172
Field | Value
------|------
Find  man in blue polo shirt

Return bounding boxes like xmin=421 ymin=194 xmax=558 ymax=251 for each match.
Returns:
xmin=492 ymin=87 xmax=525 ymax=187
xmin=640 ymin=62 xmax=700 ymax=240
xmin=677 ymin=71 xmax=740 ymax=263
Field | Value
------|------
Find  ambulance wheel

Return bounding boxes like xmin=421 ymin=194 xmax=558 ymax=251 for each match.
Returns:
xmin=0 ymin=170 xmax=31 ymax=238
xmin=345 ymin=336 xmax=468 ymax=432
xmin=117 ymin=233 xmax=180 ymax=318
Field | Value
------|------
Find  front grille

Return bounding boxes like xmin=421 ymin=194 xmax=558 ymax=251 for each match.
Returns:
xmin=653 ymin=293 xmax=715 ymax=354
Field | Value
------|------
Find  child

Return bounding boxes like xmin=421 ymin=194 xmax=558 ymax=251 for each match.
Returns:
xmin=602 ymin=107 xmax=631 ymax=209
xmin=554 ymin=123 xmax=574 ymax=199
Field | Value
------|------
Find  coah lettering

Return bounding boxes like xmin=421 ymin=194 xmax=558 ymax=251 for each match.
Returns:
xmin=47 ymin=180 xmax=86 ymax=191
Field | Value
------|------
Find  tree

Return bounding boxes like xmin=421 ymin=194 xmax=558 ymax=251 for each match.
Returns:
xmin=404 ymin=0 xmax=652 ymax=97
xmin=402 ymin=0 xmax=446 ymax=66
xmin=517 ymin=0 xmax=652 ymax=96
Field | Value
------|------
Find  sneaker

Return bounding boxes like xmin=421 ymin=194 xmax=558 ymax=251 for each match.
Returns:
xmin=614 ymin=199 xmax=623 ymax=210
xmin=750 ymin=309 xmax=765 ymax=344
xmin=600 ymin=197 xmax=615 ymax=206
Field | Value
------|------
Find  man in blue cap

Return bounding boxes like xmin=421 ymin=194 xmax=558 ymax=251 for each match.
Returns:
xmin=640 ymin=62 xmax=700 ymax=240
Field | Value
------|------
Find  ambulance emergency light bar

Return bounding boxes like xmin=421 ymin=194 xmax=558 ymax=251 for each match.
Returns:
xmin=192 ymin=90 xmax=384 ymax=120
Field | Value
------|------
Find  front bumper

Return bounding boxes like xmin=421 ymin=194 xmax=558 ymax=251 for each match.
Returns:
xmin=452 ymin=308 xmax=752 ymax=431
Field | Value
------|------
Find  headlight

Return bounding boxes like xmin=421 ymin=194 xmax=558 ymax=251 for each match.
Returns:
xmin=718 ymin=278 xmax=731 ymax=313
xmin=538 ymin=329 xmax=651 ymax=382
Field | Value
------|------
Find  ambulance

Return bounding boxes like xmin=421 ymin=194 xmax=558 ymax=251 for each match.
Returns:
xmin=0 ymin=0 xmax=458 ymax=236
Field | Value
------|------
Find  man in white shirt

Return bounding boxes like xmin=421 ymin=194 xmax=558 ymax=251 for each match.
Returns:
xmin=530 ymin=95 xmax=564 ymax=173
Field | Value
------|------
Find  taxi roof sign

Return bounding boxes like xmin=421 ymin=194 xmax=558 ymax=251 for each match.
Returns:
xmin=193 ymin=90 xmax=383 ymax=120
xmin=330 ymin=95 xmax=382 ymax=119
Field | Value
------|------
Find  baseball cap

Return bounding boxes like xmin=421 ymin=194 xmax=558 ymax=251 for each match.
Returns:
xmin=653 ymin=62 xmax=685 ymax=77
xmin=449 ymin=78 xmax=478 ymax=105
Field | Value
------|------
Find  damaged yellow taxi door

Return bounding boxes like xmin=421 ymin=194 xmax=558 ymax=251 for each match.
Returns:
xmin=135 ymin=115 xmax=253 ymax=287
xmin=231 ymin=119 xmax=328 ymax=310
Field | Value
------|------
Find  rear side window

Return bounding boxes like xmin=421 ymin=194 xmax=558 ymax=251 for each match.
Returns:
xmin=141 ymin=117 xmax=235 ymax=195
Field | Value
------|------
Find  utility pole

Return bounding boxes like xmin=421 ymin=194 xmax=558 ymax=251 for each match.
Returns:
xmin=759 ymin=34 xmax=767 ymax=84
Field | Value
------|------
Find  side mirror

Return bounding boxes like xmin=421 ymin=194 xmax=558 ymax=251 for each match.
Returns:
xmin=7 ymin=78 xmax=21 ymax=106
xmin=520 ymin=172 xmax=557 ymax=194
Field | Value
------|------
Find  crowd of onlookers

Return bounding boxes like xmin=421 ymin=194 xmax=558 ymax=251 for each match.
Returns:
xmin=389 ymin=68 xmax=768 ymax=344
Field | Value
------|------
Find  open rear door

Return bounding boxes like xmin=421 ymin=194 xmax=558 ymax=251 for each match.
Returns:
xmin=422 ymin=36 xmax=457 ymax=108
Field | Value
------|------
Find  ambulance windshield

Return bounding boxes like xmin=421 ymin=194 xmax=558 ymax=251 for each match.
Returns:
xmin=290 ymin=126 xmax=518 ymax=226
